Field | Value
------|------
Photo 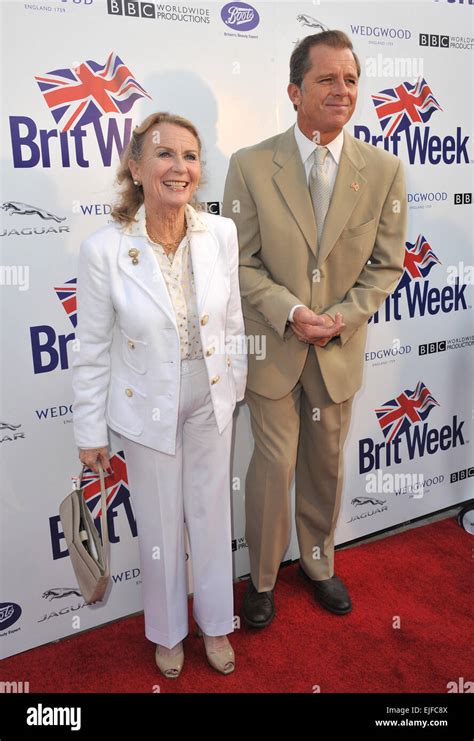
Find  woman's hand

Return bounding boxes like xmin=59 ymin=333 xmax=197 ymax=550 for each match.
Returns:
xmin=79 ymin=447 xmax=111 ymax=474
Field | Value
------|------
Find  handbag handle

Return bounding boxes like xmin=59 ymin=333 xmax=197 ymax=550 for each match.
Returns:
xmin=78 ymin=462 xmax=110 ymax=574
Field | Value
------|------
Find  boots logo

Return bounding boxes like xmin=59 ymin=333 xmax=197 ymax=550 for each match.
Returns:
xmin=372 ymin=77 xmax=442 ymax=139
xmin=35 ymin=52 xmax=150 ymax=132
xmin=359 ymin=382 xmax=466 ymax=473
xmin=371 ymin=234 xmax=468 ymax=323
xmin=221 ymin=3 xmax=260 ymax=31
xmin=354 ymin=77 xmax=470 ymax=164
xmin=0 ymin=602 xmax=22 ymax=630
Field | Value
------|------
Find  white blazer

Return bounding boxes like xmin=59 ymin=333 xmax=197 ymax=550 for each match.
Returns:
xmin=72 ymin=209 xmax=247 ymax=455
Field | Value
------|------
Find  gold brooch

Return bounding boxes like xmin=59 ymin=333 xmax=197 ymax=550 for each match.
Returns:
xmin=128 ymin=248 xmax=140 ymax=265
xmin=350 ymin=182 xmax=360 ymax=192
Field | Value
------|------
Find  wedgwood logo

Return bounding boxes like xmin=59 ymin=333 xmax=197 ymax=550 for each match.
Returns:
xmin=221 ymin=2 xmax=259 ymax=31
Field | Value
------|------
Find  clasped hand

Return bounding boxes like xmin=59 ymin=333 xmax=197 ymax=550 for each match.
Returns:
xmin=291 ymin=307 xmax=345 ymax=347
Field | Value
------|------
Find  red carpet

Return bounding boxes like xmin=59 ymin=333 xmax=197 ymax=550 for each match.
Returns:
xmin=2 ymin=518 xmax=472 ymax=693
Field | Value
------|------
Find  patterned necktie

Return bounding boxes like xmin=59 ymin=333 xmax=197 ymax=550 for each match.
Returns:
xmin=309 ymin=146 xmax=330 ymax=246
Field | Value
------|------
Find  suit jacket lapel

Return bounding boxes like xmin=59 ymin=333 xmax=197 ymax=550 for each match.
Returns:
xmin=272 ymin=127 xmax=318 ymax=257
xmin=317 ymin=132 xmax=367 ymax=266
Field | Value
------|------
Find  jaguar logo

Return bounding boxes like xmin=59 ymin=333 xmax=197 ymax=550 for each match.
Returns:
xmin=2 ymin=201 xmax=65 ymax=222
xmin=296 ymin=15 xmax=329 ymax=31
xmin=351 ymin=496 xmax=387 ymax=507
xmin=42 ymin=588 xmax=82 ymax=601
xmin=0 ymin=421 xmax=22 ymax=431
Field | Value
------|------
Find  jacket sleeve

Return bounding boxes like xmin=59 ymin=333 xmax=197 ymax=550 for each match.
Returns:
xmin=225 ymin=219 xmax=248 ymax=401
xmin=325 ymin=159 xmax=407 ymax=346
xmin=223 ymin=153 xmax=301 ymax=339
xmin=72 ymin=235 xmax=116 ymax=448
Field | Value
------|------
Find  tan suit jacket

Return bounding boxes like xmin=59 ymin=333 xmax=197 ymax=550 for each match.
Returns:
xmin=222 ymin=126 xmax=407 ymax=403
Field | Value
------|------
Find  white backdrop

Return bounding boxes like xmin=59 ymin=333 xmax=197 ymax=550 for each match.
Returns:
xmin=1 ymin=0 xmax=472 ymax=659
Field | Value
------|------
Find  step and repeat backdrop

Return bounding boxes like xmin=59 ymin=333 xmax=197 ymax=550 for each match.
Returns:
xmin=1 ymin=0 xmax=472 ymax=658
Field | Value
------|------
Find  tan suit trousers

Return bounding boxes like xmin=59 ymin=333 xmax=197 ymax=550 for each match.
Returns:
xmin=245 ymin=346 xmax=354 ymax=591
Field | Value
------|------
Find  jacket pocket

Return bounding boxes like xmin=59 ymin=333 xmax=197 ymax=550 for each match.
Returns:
xmin=340 ymin=218 xmax=376 ymax=239
xmin=120 ymin=329 xmax=148 ymax=375
xmin=106 ymin=376 xmax=146 ymax=436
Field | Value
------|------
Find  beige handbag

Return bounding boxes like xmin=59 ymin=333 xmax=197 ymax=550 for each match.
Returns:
xmin=59 ymin=463 xmax=110 ymax=604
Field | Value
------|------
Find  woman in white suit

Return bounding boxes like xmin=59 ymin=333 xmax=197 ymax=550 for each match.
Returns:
xmin=72 ymin=112 xmax=247 ymax=678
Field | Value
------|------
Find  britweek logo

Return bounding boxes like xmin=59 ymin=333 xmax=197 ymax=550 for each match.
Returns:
xmin=30 ymin=278 xmax=76 ymax=374
xmin=354 ymin=77 xmax=470 ymax=164
xmin=50 ymin=452 xmax=137 ymax=560
xmin=359 ymin=382 xmax=466 ymax=474
xmin=10 ymin=52 xmax=150 ymax=168
xmin=370 ymin=234 xmax=468 ymax=324
xmin=221 ymin=2 xmax=260 ymax=31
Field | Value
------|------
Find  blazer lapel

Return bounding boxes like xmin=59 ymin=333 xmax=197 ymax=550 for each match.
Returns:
xmin=272 ymin=127 xmax=318 ymax=257
xmin=317 ymin=132 xmax=367 ymax=266
xmin=117 ymin=233 xmax=177 ymax=326
xmin=117 ymin=214 xmax=220 ymax=320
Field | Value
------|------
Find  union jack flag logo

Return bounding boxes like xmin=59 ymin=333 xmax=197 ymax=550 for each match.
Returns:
xmin=372 ymin=77 xmax=442 ymax=139
xmin=35 ymin=52 xmax=151 ymax=133
xmin=81 ymin=451 xmax=130 ymax=523
xmin=397 ymin=235 xmax=441 ymax=290
xmin=375 ymin=382 xmax=439 ymax=443
xmin=55 ymin=278 xmax=77 ymax=328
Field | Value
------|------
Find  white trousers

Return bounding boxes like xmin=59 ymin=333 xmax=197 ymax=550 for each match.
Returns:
xmin=121 ymin=358 xmax=234 ymax=649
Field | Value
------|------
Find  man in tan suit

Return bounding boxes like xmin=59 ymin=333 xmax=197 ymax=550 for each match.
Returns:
xmin=223 ymin=31 xmax=407 ymax=626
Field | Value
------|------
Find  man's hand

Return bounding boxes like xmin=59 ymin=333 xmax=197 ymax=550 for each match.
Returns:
xmin=313 ymin=314 xmax=343 ymax=347
xmin=292 ymin=307 xmax=344 ymax=345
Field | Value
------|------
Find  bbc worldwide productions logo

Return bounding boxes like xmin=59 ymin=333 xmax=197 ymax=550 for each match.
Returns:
xmin=106 ymin=0 xmax=211 ymax=22
xmin=419 ymin=33 xmax=474 ymax=50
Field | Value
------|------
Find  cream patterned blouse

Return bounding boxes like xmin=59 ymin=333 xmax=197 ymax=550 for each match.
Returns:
xmin=128 ymin=203 xmax=205 ymax=360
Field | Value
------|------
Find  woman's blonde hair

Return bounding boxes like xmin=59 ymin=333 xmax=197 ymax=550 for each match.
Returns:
xmin=111 ymin=112 xmax=203 ymax=226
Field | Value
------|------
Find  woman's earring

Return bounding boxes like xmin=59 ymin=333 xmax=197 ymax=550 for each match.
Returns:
xmin=133 ymin=180 xmax=141 ymax=186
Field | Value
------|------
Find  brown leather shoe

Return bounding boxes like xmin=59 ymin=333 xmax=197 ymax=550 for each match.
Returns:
xmin=300 ymin=567 xmax=352 ymax=615
xmin=242 ymin=580 xmax=275 ymax=628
